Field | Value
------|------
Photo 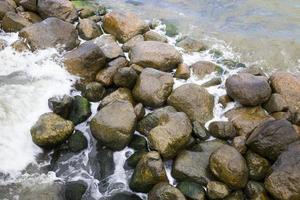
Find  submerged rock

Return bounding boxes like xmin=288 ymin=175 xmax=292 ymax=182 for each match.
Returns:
xmin=176 ymin=36 xmax=206 ymax=52
xmin=148 ymin=182 xmax=186 ymax=200
xmin=68 ymin=96 xmax=91 ymax=125
xmin=176 ymin=181 xmax=206 ymax=200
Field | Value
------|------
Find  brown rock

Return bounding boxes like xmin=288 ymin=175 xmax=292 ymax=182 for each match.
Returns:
xmin=245 ymin=150 xmax=271 ymax=181
xmin=77 ymin=19 xmax=102 ymax=40
xmin=218 ymin=95 xmax=232 ymax=107
xmin=113 ymin=67 xmax=138 ymax=89
xmin=98 ymin=88 xmax=134 ymax=109
xmin=134 ymin=103 xmax=145 ymax=120
xmin=148 ymin=182 xmax=186 ymax=200
xmin=176 ymin=36 xmax=206 ymax=52
xmin=232 ymin=136 xmax=247 ymax=154
xmin=192 ymin=61 xmax=221 ymax=79
xmin=122 ymin=34 xmax=144 ymax=52
xmin=19 ymin=0 xmax=37 ymax=12
xmin=2 ymin=12 xmax=31 ymax=32
xmin=144 ymin=30 xmax=168 ymax=43
xmin=208 ymin=121 xmax=237 ymax=140
xmin=174 ymin=63 xmax=190 ymax=80
xmin=11 ymin=39 xmax=30 ymax=52
xmin=18 ymin=11 xmax=42 ymax=23
xmin=0 ymin=1 xmax=15 ymax=19
xmin=263 ymin=93 xmax=288 ymax=114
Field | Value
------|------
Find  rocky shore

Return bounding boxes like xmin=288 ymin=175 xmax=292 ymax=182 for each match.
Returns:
xmin=1 ymin=0 xmax=300 ymax=199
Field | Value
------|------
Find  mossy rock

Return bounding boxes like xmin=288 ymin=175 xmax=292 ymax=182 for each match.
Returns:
xmin=68 ymin=130 xmax=88 ymax=152
xmin=128 ymin=134 xmax=148 ymax=150
xmin=125 ymin=150 xmax=148 ymax=168
xmin=68 ymin=96 xmax=91 ymax=125
xmin=176 ymin=181 xmax=205 ymax=200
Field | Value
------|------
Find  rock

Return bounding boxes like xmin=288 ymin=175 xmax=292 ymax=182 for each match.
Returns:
xmin=224 ymin=191 xmax=245 ymax=200
xmin=77 ymin=19 xmax=102 ymax=40
xmin=207 ymin=181 xmax=231 ymax=199
xmin=0 ymin=39 xmax=8 ymax=50
xmin=18 ymin=11 xmax=42 ymax=23
xmin=20 ymin=0 xmax=37 ymax=12
xmin=225 ymin=73 xmax=272 ymax=106
xmin=82 ymin=82 xmax=106 ymax=102
xmin=67 ymin=130 xmax=88 ymax=152
xmin=176 ymin=181 xmax=206 ymax=200
xmin=247 ymin=119 xmax=299 ymax=161
xmin=172 ymin=140 xmax=225 ymax=185
xmin=148 ymin=182 xmax=186 ymax=200
xmin=88 ymin=15 xmax=102 ymax=22
xmin=137 ymin=106 xmax=177 ymax=135
xmin=201 ymin=77 xmax=222 ymax=87
xmin=96 ymin=57 xmax=128 ymax=86
xmin=208 ymin=121 xmax=237 ymax=140
xmin=240 ymin=65 xmax=266 ymax=76
xmin=245 ymin=181 xmax=270 ymax=200
xmin=263 ymin=93 xmax=288 ymax=114
xmin=2 ymin=12 xmax=31 ymax=32
xmin=220 ymin=59 xmax=246 ymax=69
xmin=174 ymin=63 xmax=190 ymax=80
xmin=64 ymin=181 xmax=87 ymax=200
xmin=48 ymin=95 xmax=73 ymax=119
xmin=93 ymin=34 xmax=124 ymax=61
xmin=0 ymin=1 xmax=15 ymax=19
xmin=11 ymin=39 xmax=30 ymax=52
xmin=98 ymin=88 xmax=134 ymax=109
xmin=103 ymin=11 xmax=149 ymax=42
xmin=168 ymin=83 xmax=214 ymax=124
xmin=191 ymin=61 xmax=222 ymax=79
xmin=144 ymin=30 xmax=168 ymax=43
xmin=265 ymin=141 xmax=300 ymax=200
xmin=63 ymin=41 xmax=106 ymax=81
xmin=272 ymin=111 xmax=293 ymax=121
xmin=134 ymin=103 xmax=145 ymax=120
xmin=30 ymin=113 xmax=74 ymax=148
xmin=37 ymin=0 xmax=77 ymax=22
xmin=218 ymin=95 xmax=232 ymax=107
xmin=68 ymin=96 xmax=91 ymax=125
xmin=78 ymin=8 xmax=95 ymax=18
xmin=122 ymin=34 xmax=144 ymax=52
xmin=225 ymin=107 xmax=273 ymax=136
xmin=91 ymin=100 xmax=136 ymax=150
xmin=130 ymin=41 xmax=183 ymax=71
xmin=128 ymin=134 xmax=148 ymax=150
xmin=113 ymin=67 xmax=138 ymax=89
xmin=176 ymin=37 xmax=206 ymax=52
xmin=165 ymin=22 xmax=178 ymax=37
xmin=19 ymin=17 xmax=79 ymax=51
xmin=232 ymin=136 xmax=247 ymax=154
xmin=103 ymin=192 xmax=142 ymax=200
xmin=129 ymin=151 xmax=168 ymax=193
xmin=125 ymin=150 xmax=148 ymax=168
xmin=133 ymin=68 xmax=174 ymax=108
xmin=245 ymin=151 xmax=271 ymax=181
xmin=192 ymin=121 xmax=210 ymax=140
xmin=209 ymin=145 xmax=248 ymax=189
xmin=95 ymin=144 xmax=115 ymax=183
xmin=148 ymin=111 xmax=192 ymax=159
xmin=131 ymin=64 xmax=144 ymax=74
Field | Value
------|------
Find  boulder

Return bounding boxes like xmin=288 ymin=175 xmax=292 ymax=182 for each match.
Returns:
xmin=134 ymin=103 xmax=145 ymax=120
xmin=226 ymin=73 xmax=272 ymax=106
xmin=77 ymin=19 xmax=102 ymax=40
xmin=90 ymin=100 xmax=136 ymax=150
xmin=225 ymin=107 xmax=273 ymax=136
xmin=176 ymin=36 xmax=206 ymax=52
xmin=208 ymin=121 xmax=237 ymax=139
xmin=129 ymin=151 xmax=168 ymax=193
xmin=48 ymin=95 xmax=73 ymax=119
xmin=18 ymin=11 xmax=42 ymax=23
xmin=240 ymin=65 xmax=266 ymax=76
xmin=113 ymin=67 xmax=138 ymax=89
xmin=63 ymin=41 xmax=106 ymax=80
xmin=67 ymin=130 xmax=88 ymax=153
xmin=68 ymin=96 xmax=91 ymax=125
xmin=174 ymin=63 xmax=190 ymax=80
xmin=246 ymin=119 xmax=299 ymax=161
xmin=218 ymin=95 xmax=232 ymax=107
xmin=207 ymin=181 xmax=231 ymax=199
xmin=0 ymin=1 xmax=15 ymax=19
xmin=232 ymin=136 xmax=247 ymax=154
xmin=103 ymin=11 xmax=149 ymax=42
xmin=30 ymin=113 xmax=74 ymax=147
xmin=133 ymin=68 xmax=174 ymax=108
xmin=224 ymin=191 xmax=244 ymax=200
xmin=209 ymin=145 xmax=248 ymax=189
xmin=37 ymin=0 xmax=77 ymax=22
xmin=176 ymin=181 xmax=206 ymax=200
xmin=144 ymin=30 xmax=168 ymax=43
xmin=2 ymin=12 xmax=31 ymax=32
xmin=192 ymin=121 xmax=210 ymax=140
xmin=130 ymin=41 xmax=183 ymax=71
xmin=125 ymin=150 xmax=148 ymax=169
xmin=167 ymin=83 xmax=214 ymax=124
xmin=122 ymin=34 xmax=144 ymax=52
xmin=19 ymin=17 xmax=79 ymax=51
xmin=148 ymin=182 xmax=186 ymax=200
xmin=263 ymin=93 xmax=288 ymax=113
xmin=98 ymin=87 xmax=134 ymax=109
xmin=265 ymin=141 xmax=300 ymax=200
xmin=128 ymin=134 xmax=148 ymax=150
xmin=82 ymin=82 xmax=106 ymax=102
xmin=20 ymin=0 xmax=37 ymax=12
xmin=245 ymin=151 xmax=271 ymax=181
xmin=191 ymin=61 xmax=221 ymax=79
xmin=201 ymin=77 xmax=222 ymax=87
xmin=245 ymin=181 xmax=270 ymax=200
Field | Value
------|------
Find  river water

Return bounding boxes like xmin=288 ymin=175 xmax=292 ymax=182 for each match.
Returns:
xmin=0 ymin=0 xmax=299 ymax=199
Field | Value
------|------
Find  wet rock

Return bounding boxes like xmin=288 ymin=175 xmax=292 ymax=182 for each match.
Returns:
xmin=48 ymin=95 xmax=73 ymax=119
xmin=201 ymin=77 xmax=222 ymax=87
xmin=165 ymin=22 xmax=178 ymax=37
xmin=11 ymin=39 xmax=30 ymax=52
xmin=37 ymin=0 xmax=77 ymax=22
xmin=67 ymin=130 xmax=88 ymax=152
xmin=130 ymin=41 xmax=183 ymax=71
xmin=19 ymin=17 xmax=79 ymax=51
xmin=20 ymin=0 xmax=37 ymax=12
xmin=78 ymin=8 xmax=95 ymax=18
xmin=144 ymin=30 xmax=168 ymax=43
xmin=133 ymin=68 xmax=174 ymax=107
xmin=68 ymin=96 xmax=91 ymax=125
xmin=148 ymin=111 xmax=192 ymax=159
xmin=0 ymin=39 xmax=8 ymax=50
xmin=168 ymin=83 xmax=214 ymax=124
xmin=125 ymin=150 xmax=148 ymax=168
xmin=232 ymin=136 xmax=247 ymax=154
xmin=208 ymin=121 xmax=237 ymax=140
xmin=192 ymin=121 xmax=210 ymax=140
xmin=220 ymin=59 xmax=246 ymax=69
xmin=172 ymin=140 xmax=225 ymax=185
xmin=95 ymin=144 xmax=115 ymax=183
xmin=96 ymin=57 xmax=128 ymax=86
xmin=224 ymin=191 xmax=245 ymax=200
xmin=226 ymin=73 xmax=271 ymax=106
xmin=122 ymin=34 xmax=144 ymax=52
xmin=207 ymin=181 xmax=231 ymax=199
xmin=209 ymin=145 xmax=248 ymax=189
xmin=77 ymin=18 xmax=102 ymax=40
xmin=265 ymin=141 xmax=300 ymax=200
xmin=191 ymin=61 xmax=222 ymax=79
xmin=245 ymin=150 xmax=271 ymax=181
xmin=218 ymin=95 xmax=232 ymax=107
xmin=2 ymin=12 xmax=31 ymax=32
xmin=272 ymin=111 xmax=293 ymax=121
xmin=263 ymin=93 xmax=288 ymax=114
xmin=82 ymin=82 xmax=106 ymax=102
xmin=0 ymin=1 xmax=15 ymax=20
xmin=113 ymin=67 xmax=138 ymax=89
xmin=246 ymin=119 xmax=299 ymax=161
xmin=174 ymin=63 xmax=190 ymax=80
xmin=177 ymin=181 xmax=206 ymax=200
xmin=225 ymin=107 xmax=273 ymax=136
xmin=128 ymin=134 xmax=148 ymax=150
xmin=104 ymin=192 xmax=142 ymax=200
xmin=245 ymin=181 xmax=269 ymax=200
xmin=91 ymin=100 xmax=136 ymax=150
xmin=137 ymin=106 xmax=177 ymax=135
xmin=64 ymin=181 xmax=87 ymax=200
xmin=148 ymin=182 xmax=186 ymax=200
xmin=18 ymin=11 xmax=42 ymax=23
xmin=129 ymin=151 xmax=168 ymax=193
xmin=240 ymin=65 xmax=266 ymax=76
xmin=134 ymin=103 xmax=145 ymax=120
xmin=98 ymin=87 xmax=134 ymax=109
xmin=30 ymin=113 xmax=74 ymax=148
xmin=103 ymin=11 xmax=149 ymax=42
xmin=176 ymin=36 xmax=206 ymax=52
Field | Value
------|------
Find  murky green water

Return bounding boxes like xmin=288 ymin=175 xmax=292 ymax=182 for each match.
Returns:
xmin=100 ymin=0 xmax=300 ymax=72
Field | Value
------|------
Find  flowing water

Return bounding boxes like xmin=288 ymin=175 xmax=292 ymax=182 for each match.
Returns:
xmin=0 ymin=0 xmax=299 ymax=199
